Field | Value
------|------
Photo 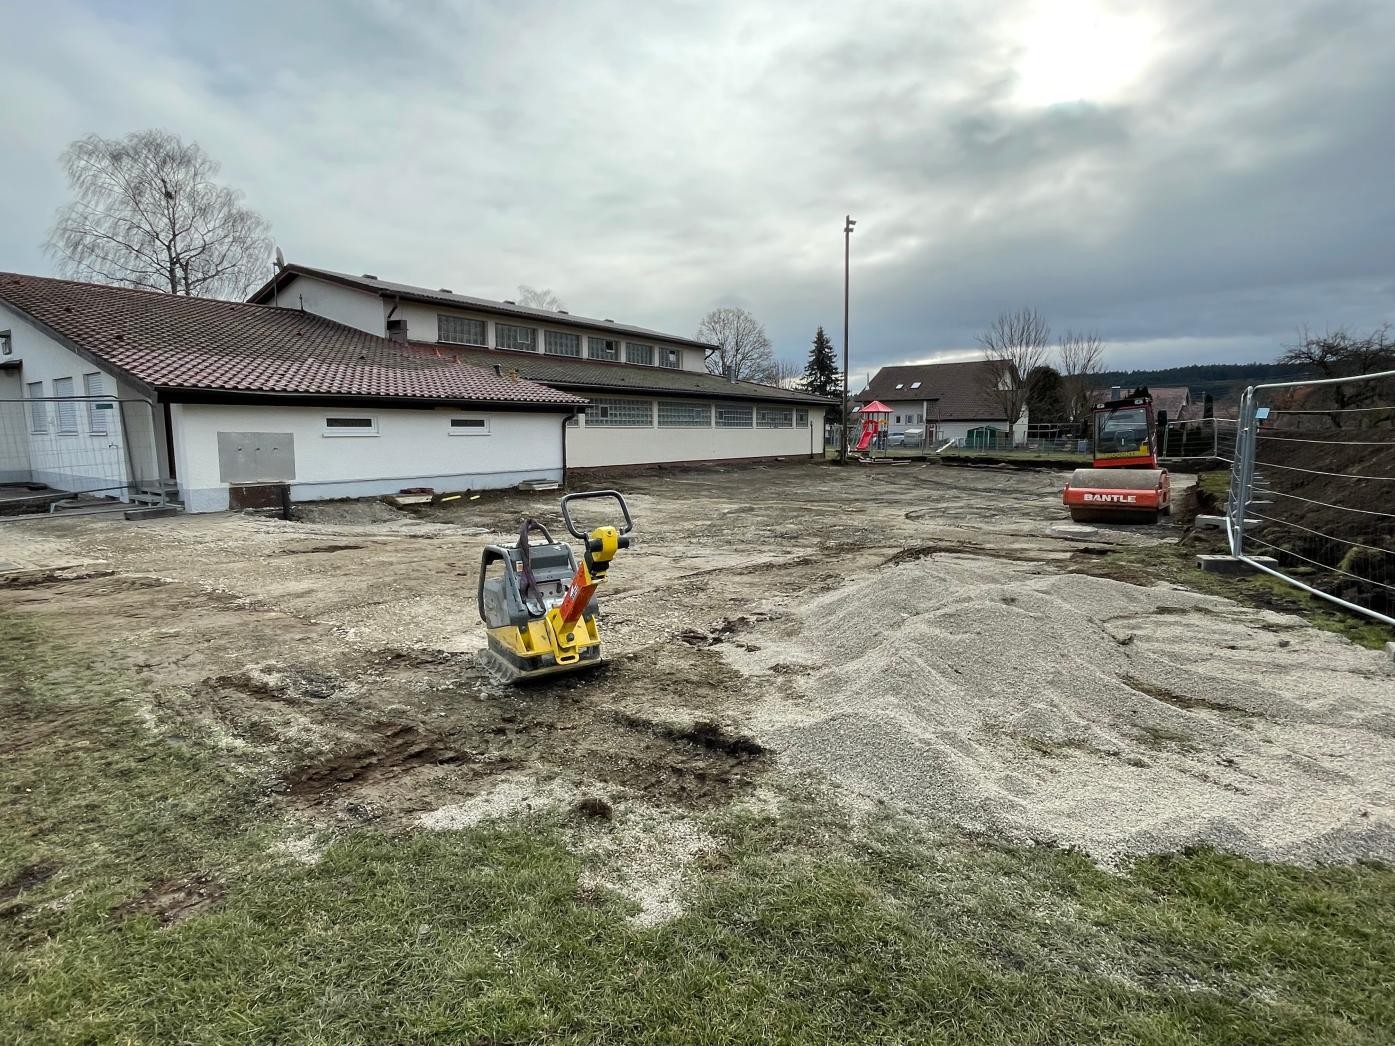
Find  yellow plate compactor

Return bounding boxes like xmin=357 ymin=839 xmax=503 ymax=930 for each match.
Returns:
xmin=476 ymin=490 xmax=634 ymax=684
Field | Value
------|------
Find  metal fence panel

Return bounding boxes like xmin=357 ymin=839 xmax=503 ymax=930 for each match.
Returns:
xmin=1225 ymin=369 xmax=1395 ymax=627
xmin=0 ymin=396 xmax=168 ymax=515
xmin=1159 ymin=417 xmax=1237 ymax=462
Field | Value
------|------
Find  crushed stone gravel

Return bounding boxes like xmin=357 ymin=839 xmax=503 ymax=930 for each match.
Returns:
xmin=724 ymin=555 xmax=1395 ymax=865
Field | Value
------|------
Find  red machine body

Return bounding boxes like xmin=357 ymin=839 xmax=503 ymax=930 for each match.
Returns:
xmin=1061 ymin=394 xmax=1171 ymax=524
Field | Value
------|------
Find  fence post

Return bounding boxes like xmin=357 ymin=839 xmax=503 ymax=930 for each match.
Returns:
xmin=1227 ymin=386 xmax=1257 ymax=557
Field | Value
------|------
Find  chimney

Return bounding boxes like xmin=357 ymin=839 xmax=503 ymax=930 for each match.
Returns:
xmin=386 ymin=318 xmax=408 ymax=344
xmin=493 ymin=364 xmax=503 ymax=377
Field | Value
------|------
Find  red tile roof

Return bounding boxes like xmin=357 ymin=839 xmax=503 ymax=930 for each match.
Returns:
xmin=0 ymin=273 xmax=585 ymax=409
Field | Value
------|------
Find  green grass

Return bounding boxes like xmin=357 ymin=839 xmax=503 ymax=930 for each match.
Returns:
xmin=3 ymin=612 xmax=1394 ymax=1044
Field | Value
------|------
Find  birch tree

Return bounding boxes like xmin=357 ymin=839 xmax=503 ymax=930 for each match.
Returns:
xmin=47 ymin=130 xmax=272 ymax=299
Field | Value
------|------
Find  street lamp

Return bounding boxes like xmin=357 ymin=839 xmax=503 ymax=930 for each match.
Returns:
xmin=841 ymin=214 xmax=856 ymax=463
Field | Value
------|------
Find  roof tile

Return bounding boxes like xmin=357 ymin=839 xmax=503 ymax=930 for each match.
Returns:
xmin=405 ymin=343 xmax=833 ymax=405
xmin=0 ymin=273 xmax=585 ymax=408
xmin=858 ymin=359 xmax=1009 ymax=420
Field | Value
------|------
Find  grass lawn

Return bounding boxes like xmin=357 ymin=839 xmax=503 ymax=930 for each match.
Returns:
xmin=3 ymin=611 xmax=1394 ymax=1045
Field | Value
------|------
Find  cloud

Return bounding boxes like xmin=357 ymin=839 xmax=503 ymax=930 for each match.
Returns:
xmin=2 ymin=0 xmax=1391 ymax=378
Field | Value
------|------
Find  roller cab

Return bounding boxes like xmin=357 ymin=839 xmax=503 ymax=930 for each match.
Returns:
xmin=1062 ymin=395 xmax=1172 ymax=524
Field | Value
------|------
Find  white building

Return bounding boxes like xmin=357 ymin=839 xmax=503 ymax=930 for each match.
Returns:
xmin=857 ymin=359 xmax=1030 ymax=447
xmin=0 ymin=273 xmax=584 ymax=513
xmin=249 ymin=265 xmax=830 ymax=469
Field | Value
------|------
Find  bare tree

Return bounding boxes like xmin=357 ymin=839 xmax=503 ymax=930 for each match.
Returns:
xmin=697 ymin=306 xmax=778 ymax=383
xmin=46 ymin=130 xmax=272 ymax=299
xmin=516 ymin=285 xmax=565 ymax=311
xmin=1279 ymin=324 xmax=1395 ymax=428
xmin=771 ymin=357 xmax=804 ymax=389
xmin=1058 ymin=329 xmax=1106 ymax=425
xmin=977 ymin=307 xmax=1051 ymax=442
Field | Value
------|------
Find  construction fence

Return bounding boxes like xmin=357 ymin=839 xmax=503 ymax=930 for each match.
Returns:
xmin=1159 ymin=417 xmax=1237 ymax=462
xmin=0 ymin=396 xmax=169 ymax=516
xmin=1225 ymin=369 xmax=1395 ymax=627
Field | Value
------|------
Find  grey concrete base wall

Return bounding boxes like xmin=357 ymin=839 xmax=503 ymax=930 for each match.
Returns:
xmin=180 ymin=467 xmax=565 ymax=514
xmin=567 ymin=452 xmax=817 ymax=474
xmin=0 ymin=469 xmax=33 ymax=484
xmin=27 ymin=468 xmax=131 ymax=497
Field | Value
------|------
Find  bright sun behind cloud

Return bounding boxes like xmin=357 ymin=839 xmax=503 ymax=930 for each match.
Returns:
xmin=1012 ymin=2 xmax=1157 ymax=107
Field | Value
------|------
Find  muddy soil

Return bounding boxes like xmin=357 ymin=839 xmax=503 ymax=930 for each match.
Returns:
xmin=2 ymin=460 xmax=1387 ymax=864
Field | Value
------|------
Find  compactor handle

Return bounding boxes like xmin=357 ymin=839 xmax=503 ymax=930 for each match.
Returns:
xmin=477 ymin=544 xmax=508 ymax=621
xmin=560 ymin=490 xmax=633 ymax=539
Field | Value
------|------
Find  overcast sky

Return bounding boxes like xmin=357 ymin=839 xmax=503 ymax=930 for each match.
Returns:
xmin=3 ymin=0 xmax=1392 ymax=377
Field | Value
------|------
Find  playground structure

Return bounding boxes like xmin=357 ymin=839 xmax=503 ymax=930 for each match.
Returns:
xmin=853 ymin=401 xmax=892 ymax=456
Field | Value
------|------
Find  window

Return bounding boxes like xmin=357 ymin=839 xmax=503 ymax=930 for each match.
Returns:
xmin=657 ymin=401 xmax=711 ymax=427
xmin=588 ymin=336 xmax=621 ymax=362
xmin=585 ymin=397 xmax=653 ymax=427
xmin=0 ymin=330 xmax=11 ymax=356
xmin=658 ymin=348 xmax=681 ymax=369
xmin=26 ymin=381 xmax=45 ymax=433
xmin=796 ymin=408 xmax=809 ymax=428
xmin=625 ymin=342 xmax=654 ymax=366
xmin=449 ymin=416 xmax=490 ymax=436
xmin=439 ymin=314 xmax=486 ymax=346
xmin=894 ymin=383 xmax=904 ymax=390
xmin=52 ymin=377 xmax=78 ymax=433
xmin=496 ymin=323 xmax=536 ymax=351
xmin=756 ymin=406 xmax=794 ymax=428
xmin=83 ymin=372 xmax=108 ymax=434
xmin=715 ymin=404 xmax=753 ymax=428
xmin=323 ymin=416 xmax=378 ymax=436
xmin=895 ymin=415 xmax=901 ymax=425
xmin=545 ymin=331 xmax=582 ymax=357
xmin=910 ymin=381 xmax=922 ymax=389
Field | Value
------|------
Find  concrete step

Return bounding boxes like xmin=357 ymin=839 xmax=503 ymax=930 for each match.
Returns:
xmin=130 ymin=491 xmax=180 ymax=506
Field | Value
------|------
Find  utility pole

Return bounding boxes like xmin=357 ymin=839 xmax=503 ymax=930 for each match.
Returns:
xmin=841 ymin=214 xmax=856 ymax=463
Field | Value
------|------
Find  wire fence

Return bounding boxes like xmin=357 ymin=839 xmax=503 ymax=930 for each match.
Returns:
xmin=1159 ymin=417 xmax=1238 ymax=462
xmin=0 ymin=396 xmax=169 ymax=516
xmin=1226 ymin=369 xmax=1395 ymax=626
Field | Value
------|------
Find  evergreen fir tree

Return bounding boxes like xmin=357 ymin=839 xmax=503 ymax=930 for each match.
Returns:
xmin=800 ymin=326 xmax=841 ymax=419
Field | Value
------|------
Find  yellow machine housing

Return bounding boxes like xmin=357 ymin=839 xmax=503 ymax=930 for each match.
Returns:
xmin=476 ymin=492 xmax=633 ymax=684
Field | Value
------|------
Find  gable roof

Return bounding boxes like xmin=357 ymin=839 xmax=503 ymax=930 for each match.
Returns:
xmin=249 ymin=264 xmax=719 ymax=353
xmin=857 ymin=359 xmax=1010 ymax=420
xmin=405 ymin=342 xmax=832 ymax=405
xmin=0 ymin=273 xmax=585 ymax=410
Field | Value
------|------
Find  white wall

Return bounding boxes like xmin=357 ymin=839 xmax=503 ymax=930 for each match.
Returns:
xmin=565 ymin=396 xmax=824 ymax=468
xmin=872 ymin=398 xmax=1030 ymax=444
xmin=285 ymin=275 xmax=704 ymax=372
xmin=274 ymin=276 xmax=387 ymax=335
xmin=169 ymin=402 xmax=565 ymax=512
xmin=0 ymin=302 xmax=155 ymax=494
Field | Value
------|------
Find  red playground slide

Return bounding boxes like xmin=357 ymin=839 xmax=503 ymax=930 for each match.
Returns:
xmin=855 ymin=421 xmax=877 ymax=451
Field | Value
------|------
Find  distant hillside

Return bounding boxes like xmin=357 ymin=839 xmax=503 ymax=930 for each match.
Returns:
xmin=1094 ymin=362 xmax=1314 ymax=403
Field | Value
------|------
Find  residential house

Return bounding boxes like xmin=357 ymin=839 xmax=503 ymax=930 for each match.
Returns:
xmin=1095 ymin=384 xmax=1191 ymax=420
xmin=856 ymin=359 xmax=1030 ymax=447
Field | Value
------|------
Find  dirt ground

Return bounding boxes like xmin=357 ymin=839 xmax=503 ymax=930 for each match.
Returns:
xmin=1 ymin=460 xmax=1390 ymax=875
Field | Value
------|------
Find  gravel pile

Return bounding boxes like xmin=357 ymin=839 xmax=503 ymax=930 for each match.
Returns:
xmin=729 ymin=556 xmax=1395 ymax=865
